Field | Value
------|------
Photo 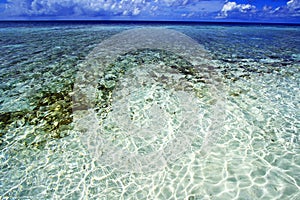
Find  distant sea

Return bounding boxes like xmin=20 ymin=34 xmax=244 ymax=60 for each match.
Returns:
xmin=0 ymin=21 xmax=299 ymax=199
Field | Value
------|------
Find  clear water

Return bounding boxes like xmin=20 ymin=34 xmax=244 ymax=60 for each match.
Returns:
xmin=0 ymin=22 xmax=299 ymax=199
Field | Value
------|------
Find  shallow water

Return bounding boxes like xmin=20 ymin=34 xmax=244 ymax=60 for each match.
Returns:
xmin=0 ymin=22 xmax=299 ymax=199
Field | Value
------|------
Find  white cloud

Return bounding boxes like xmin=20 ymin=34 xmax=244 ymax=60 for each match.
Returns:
xmin=132 ymin=7 xmax=140 ymax=15
xmin=28 ymin=0 xmax=144 ymax=16
xmin=287 ymin=0 xmax=298 ymax=8
xmin=161 ymin=0 xmax=200 ymax=7
xmin=218 ymin=1 xmax=256 ymax=18
xmin=151 ymin=6 xmax=158 ymax=11
xmin=182 ymin=0 xmax=188 ymax=6
xmin=162 ymin=0 xmax=177 ymax=6
xmin=263 ymin=5 xmax=272 ymax=12
xmin=287 ymin=0 xmax=300 ymax=11
xmin=274 ymin=7 xmax=281 ymax=12
xmin=0 ymin=0 xmax=225 ymax=19
xmin=262 ymin=0 xmax=300 ymax=18
xmin=3 ymin=0 xmax=31 ymax=16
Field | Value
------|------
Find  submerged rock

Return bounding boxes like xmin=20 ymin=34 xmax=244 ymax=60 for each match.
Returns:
xmin=0 ymin=87 xmax=73 ymax=148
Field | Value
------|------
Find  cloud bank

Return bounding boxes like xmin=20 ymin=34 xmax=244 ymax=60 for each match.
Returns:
xmin=0 ymin=0 xmax=299 ymax=22
xmin=217 ymin=0 xmax=300 ymax=22
xmin=218 ymin=1 xmax=256 ymax=18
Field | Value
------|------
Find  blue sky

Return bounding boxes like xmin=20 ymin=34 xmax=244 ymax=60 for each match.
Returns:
xmin=0 ymin=0 xmax=299 ymax=23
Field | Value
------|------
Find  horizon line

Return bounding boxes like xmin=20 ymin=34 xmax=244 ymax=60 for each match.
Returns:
xmin=0 ymin=19 xmax=299 ymax=25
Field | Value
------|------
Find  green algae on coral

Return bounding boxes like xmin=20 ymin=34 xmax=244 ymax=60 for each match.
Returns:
xmin=0 ymin=86 xmax=73 ymax=148
xmin=76 ymin=50 xmax=206 ymax=126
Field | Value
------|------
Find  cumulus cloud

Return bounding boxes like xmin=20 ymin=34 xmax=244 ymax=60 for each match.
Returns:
xmin=156 ymin=0 xmax=223 ymax=19
xmin=132 ymin=7 xmax=140 ymax=16
xmin=258 ymin=0 xmax=300 ymax=19
xmin=262 ymin=5 xmax=272 ymax=12
xmin=2 ymin=0 xmax=31 ymax=16
xmin=0 ymin=0 xmax=225 ymax=19
xmin=214 ymin=0 xmax=299 ymax=21
xmin=217 ymin=1 xmax=256 ymax=18
xmin=29 ymin=0 xmax=126 ymax=15
xmin=287 ymin=0 xmax=300 ymax=8
xmin=287 ymin=0 xmax=300 ymax=16
xmin=1 ymin=0 xmax=146 ymax=17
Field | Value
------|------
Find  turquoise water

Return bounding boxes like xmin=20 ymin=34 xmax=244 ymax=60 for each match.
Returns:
xmin=0 ymin=22 xmax=299 ymax=199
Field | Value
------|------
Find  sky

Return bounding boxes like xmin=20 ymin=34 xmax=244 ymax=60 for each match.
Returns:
xmin=0 ymin=0 xmax=299 ymax=23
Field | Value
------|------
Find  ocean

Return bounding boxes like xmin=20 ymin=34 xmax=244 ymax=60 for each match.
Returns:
xmin=0 ymin=21 xmax=299 ymax=199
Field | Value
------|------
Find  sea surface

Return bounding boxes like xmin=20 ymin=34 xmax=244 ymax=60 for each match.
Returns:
xmin=0 ymin=21 xmax=299 ymax=199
